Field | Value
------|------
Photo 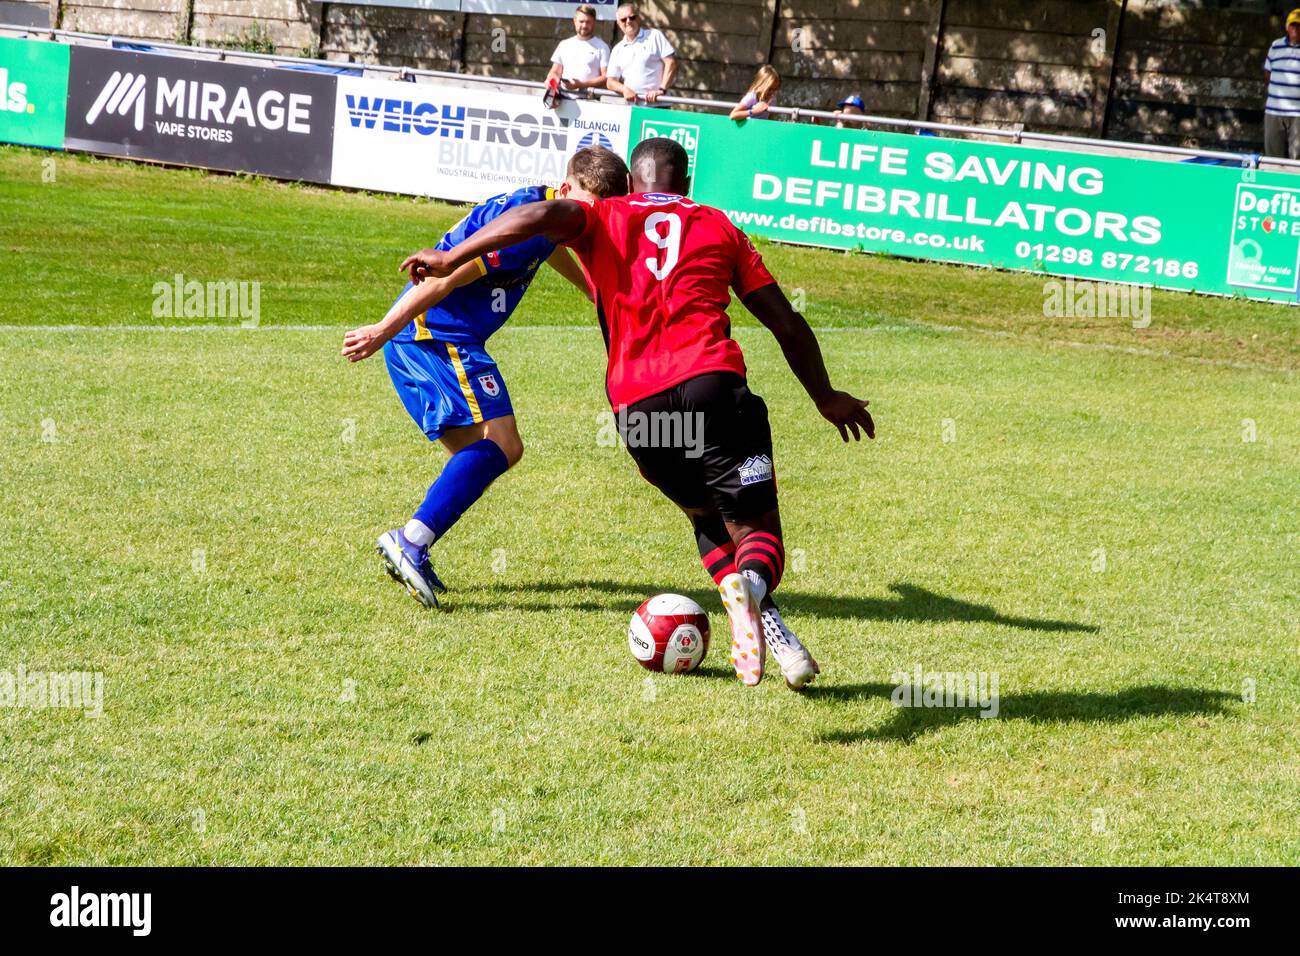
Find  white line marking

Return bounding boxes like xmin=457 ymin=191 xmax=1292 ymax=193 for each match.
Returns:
xmin=0 ymin=324 xmax=344 ymax=332
xmin=0 ymin=323 xmax=947 ymax=334
xmin=0 ymin=323 xmax=1289 ymax=373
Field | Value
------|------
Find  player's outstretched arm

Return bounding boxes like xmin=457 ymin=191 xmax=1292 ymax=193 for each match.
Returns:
xmin=341 ymin=260 xmax=483 ymax=362
xmin=741 ymin=283 xmax=876 ymax=442
xmin=400 ymin=201 xmax=589 ymax=283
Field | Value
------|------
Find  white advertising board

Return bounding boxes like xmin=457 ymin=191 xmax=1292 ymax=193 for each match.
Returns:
xmin=331 ymin=75 xmax=630 ymax=202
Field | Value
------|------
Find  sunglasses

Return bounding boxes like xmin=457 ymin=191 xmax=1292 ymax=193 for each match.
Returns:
xmin=618 ymin=14 xmax=639 ymax=22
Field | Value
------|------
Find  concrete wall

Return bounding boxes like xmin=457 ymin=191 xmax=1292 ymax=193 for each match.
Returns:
xmin=20 ymin=0 xmax=1286 ymax=152
xmin=931 ymin=0 xmax=1114 ymax=135
xmin=191 ymin=1 xmax=320 ymax=56
xmin=0 ymin=0 xmax=49 ymax=27
xmin=1108 ymin=0 xmax=1279 ymax=153
xmin=773 ymin=0 xmax=939 ymax=114
xmin=58 ymin=1 xmax=189 ymax=42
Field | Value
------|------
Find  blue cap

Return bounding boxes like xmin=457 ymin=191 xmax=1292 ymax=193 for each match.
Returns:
xmin=837 ymin=94 xmax=865 ymax=110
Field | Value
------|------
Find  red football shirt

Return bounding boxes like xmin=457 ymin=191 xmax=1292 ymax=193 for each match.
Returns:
xmin=567 ymin=192 xmax=777 ymax=407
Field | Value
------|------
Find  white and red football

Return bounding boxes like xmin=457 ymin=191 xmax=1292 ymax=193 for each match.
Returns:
xmin=628 ymin=594 xmax=711 ymax=674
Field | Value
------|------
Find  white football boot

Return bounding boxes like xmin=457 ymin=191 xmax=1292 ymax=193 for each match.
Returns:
xmin=717 ymin=572 xmax=765 ymax=686
xmin=376 ymin=529 xmax=445 ymax=609
xmin=760 ymin=605 xmax=820 ymax=691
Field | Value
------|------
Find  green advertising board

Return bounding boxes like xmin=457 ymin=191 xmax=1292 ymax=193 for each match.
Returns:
xmin=0 ymin=37 xmax=69 ymax=150
xmin=630 ymin=107 xmax=1300 ymax=305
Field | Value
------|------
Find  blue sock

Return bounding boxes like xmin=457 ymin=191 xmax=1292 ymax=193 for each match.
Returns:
xmin=413 ymin=438 xmax=510 ymax=542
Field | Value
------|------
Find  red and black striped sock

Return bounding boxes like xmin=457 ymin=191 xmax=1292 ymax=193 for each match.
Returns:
xmin=735 ymin=530 xmax=784 ymax=595
xmin=700 ymin=543 xmax=737 ymax=585
xmin=694 ymin=515 xmax=737 ymax=585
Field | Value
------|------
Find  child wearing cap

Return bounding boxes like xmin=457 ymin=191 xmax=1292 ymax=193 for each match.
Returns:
xmin=833 ymin=94 xmax=865 ymax=128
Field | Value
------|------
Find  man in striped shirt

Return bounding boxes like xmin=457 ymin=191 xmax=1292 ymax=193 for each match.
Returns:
xmin=1264 ymin=10 xmax=1300 ymax=158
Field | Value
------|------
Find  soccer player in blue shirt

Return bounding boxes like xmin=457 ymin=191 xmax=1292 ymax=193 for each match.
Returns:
xmin=341 ymin=147 xmax=630 ymax=607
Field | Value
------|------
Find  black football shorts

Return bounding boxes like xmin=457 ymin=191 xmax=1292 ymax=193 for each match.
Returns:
xmin=617 ymin=371 xmax=777 ymax=521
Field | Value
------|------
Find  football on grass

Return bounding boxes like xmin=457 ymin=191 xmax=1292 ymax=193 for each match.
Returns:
xmin=628 ymin=595 xmax=711 ymax=673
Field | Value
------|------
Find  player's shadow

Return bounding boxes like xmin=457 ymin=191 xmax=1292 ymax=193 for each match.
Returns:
xmin=464 ymin=579 xmax=1097 ymax=634
xmin=805 ymin=683 xmax=1237 ymax=744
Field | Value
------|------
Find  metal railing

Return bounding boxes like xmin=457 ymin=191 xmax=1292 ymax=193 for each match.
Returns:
xmin=6 ymin=22 xmax=1296 ymax=172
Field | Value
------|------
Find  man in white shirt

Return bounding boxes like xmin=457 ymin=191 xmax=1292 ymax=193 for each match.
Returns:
xmin=546 ymin=5 xmax=610 ymax=96
xmin=605 ymin=3 xmax=676 ymax=105
xmin=1265 ymin=9 xmax=1300 ymax=158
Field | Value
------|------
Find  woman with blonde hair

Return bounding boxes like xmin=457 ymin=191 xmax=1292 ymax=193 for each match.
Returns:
xmin=729 ymin=64 xmax=781 ymax=121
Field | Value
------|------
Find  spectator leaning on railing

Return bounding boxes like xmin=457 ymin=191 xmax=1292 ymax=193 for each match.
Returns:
xmin=729 ymin=65 xmax=781 ymax=121
xmin=605 ymin=3 xmax=676 ymax=105
xmin=1264 ymin=9 xmax=1300 ymax=159
xmin=546 ymin=5 xmax=609 ymax=97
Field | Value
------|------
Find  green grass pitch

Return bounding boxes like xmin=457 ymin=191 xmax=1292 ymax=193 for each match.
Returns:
xmin=0 ymin=146 xmax=1297 ymax=865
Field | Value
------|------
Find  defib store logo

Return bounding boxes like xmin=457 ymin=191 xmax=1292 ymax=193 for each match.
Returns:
xmin=640 ymin=118 xmax=698 ymax=179
xmin=1235 ymin=187 xmax=1300 ymax=235
xmin=1227 ymin=184 xmax=1300 ymax=293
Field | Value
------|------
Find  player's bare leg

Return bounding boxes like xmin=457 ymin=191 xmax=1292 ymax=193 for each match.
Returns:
xmin=440 ymin=415 xmax=524 ymax=465
xmin=726 ymin=510 xmax=820 ymax=690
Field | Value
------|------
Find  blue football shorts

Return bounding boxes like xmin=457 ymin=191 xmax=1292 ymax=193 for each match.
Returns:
xmin=383 ymin=338 xmax=514 ymax=441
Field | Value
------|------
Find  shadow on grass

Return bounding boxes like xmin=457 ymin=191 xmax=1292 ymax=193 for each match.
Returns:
xmin=457 ymin=580 xmax=1097 ymax=634
xmin=805 ymin=683 xmax=1237 ymax=744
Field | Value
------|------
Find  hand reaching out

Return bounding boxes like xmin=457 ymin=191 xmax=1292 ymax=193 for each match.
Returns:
xmin=341 ymin=324 xmax=385 ymax=362
xmin=816 ymin=391 xmax=875 ymax=442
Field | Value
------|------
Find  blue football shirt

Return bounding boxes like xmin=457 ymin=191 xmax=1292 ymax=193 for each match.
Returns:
xmin=394 ymin=185 xmax=559 ymax=345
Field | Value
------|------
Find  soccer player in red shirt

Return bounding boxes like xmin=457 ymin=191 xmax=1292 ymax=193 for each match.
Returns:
xmin=401 ymin=140 xmax=874 ymax=689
